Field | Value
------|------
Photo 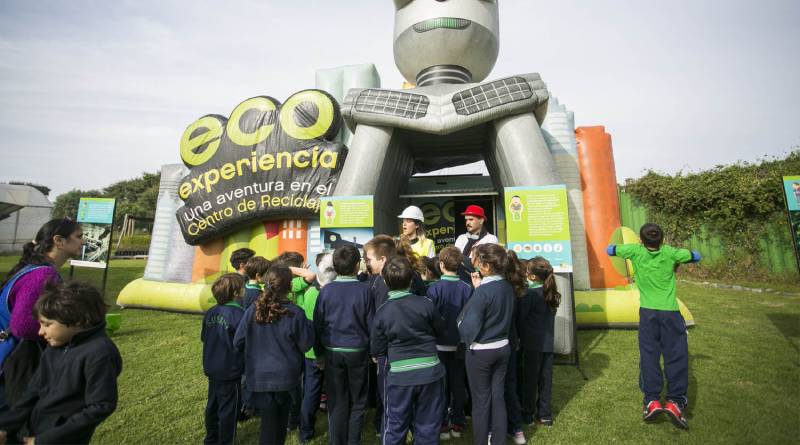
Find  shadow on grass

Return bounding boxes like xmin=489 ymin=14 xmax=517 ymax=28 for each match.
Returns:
xmin=687 ymin=353 xmax=711 ymax=419
xmin=766 ymin=313 xmax=800 ymax=365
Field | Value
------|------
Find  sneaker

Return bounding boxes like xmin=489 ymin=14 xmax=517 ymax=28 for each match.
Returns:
xmin=449 ymin=425 xmax=463 ymax=438
xmin=508 ymin=430 xmax=526 ymax=445
xmin=536 ymin=417 xmax=554 ymax=426
xmin=642 ymin=400 xmax=664 ymax=422
xmin=440 ymin=425 xmax=451 ymax=441
xmin=664 ymin=400 xmax=688 ymax=429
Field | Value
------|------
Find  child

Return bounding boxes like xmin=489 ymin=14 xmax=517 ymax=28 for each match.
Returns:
xmin=230 ymin=248 xmax=255 ymax=275
xmin=502 ymin=250 xmax=526 ymax=445
xmin=457 ymin=243 xmax=526 ymax=445
xmin=234 ymin=265 xmax=314 ymax=445
xmin=313 ymin=246 xmax=373 ymax=445
xmin=426 ymin=247 xmax=472 ymax=439
xmin=0 ymin=281 xmax=121 ymax=445
xmin=607 ymin=223 xmax=701 ymax=429
xmin=202 ymin=273 xmax=246 ymax=445
xmin=371 ymin=256 xmax=445 ymax=445
xmin=243 ymin=256 xmax=271 ymax=309
xmin=274 ymin=251 xmax=316 ymax=306
xmin=298 ymin=253 xmax=336 ymax=444
xmin=421 ymin=256 xmax=442 ymax=291
xmin=517 ymin=256 xmax=560 ymax=428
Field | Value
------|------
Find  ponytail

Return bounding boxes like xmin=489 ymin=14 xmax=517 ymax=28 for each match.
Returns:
xmin=395 ymin=237 xmax=424 ymax=276
xmin=472 ymin=244 xmax=526 ymax=297
xmin=3 ymin=218 xmax=79 ymax=286
xmin=254 ymin=265 xmax=292 ymax=324
xmin=526 ymin=256 xmax=561 ymax=311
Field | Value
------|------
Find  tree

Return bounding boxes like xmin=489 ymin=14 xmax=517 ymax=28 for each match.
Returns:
xmin=52 ymin=189 xmax=102 ymax=219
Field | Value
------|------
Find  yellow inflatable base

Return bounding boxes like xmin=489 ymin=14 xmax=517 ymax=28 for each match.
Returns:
xmin=118 ymin=280 xmax=695 ymax=329
xmin=117 ymin=278 xmax=216 ymax=313
xmin=575 ymin=287 xmax=694 ymax=328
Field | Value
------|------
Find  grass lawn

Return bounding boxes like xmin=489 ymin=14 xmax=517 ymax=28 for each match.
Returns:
xmin=1 ymin=256 xmax=798 ymax=443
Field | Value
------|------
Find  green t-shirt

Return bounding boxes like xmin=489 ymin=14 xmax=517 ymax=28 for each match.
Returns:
xmin=615 ymin=243 xmax=692 ymax=311
xmin=299 ymin=286 xmax=319 ymax=359
xmin=290 ymin=276 xmax=310 ymax=306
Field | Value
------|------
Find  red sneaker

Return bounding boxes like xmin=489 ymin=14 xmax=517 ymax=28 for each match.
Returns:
xmin=642 ymin=400 xmax=664 ymax=422
xmin=663 ymin=400 xmax=688 ymax=429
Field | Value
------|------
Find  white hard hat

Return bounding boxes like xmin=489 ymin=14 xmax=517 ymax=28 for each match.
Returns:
xmin=397 ymin=205 xmax=424 ymax=222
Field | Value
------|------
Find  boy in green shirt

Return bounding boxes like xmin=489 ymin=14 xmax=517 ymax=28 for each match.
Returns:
xmin=607 ymin=223 xmax=700 ymax=429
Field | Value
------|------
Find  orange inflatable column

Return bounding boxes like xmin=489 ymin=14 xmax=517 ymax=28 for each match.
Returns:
xmin=576 ymin=126 xmax=628 ymax=288
xmin=277 ymin=219 xmax=308 ymax=260
xmin=191 ymin=238 xmax=225 ymax=283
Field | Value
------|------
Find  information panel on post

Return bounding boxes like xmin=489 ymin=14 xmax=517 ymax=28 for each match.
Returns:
xmin=71 ymin=197 xmax=117 ymax=269
xmin=504 ymin=185 xmax=573 ymax=273
xmin=319 ymin=195 xmax=374 ymax=254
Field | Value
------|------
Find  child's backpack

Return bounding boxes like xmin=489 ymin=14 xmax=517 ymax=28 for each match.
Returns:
xmin=0 ymin=265 xmax=47 ymax=371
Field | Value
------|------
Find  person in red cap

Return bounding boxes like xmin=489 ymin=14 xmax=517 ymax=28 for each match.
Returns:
xmin=453 ymin=205 xmax=499 ymax=259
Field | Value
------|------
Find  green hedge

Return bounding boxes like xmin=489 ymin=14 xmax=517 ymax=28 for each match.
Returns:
xmin=623 ymin=150 xmax=800 ymax=282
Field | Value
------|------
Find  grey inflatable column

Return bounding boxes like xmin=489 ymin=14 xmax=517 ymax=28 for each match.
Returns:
xmin=316 ymin=64 xmax=381 ymax=146
xmin=144 ymin=164 xmax=195 ymax=283
xmin=542 ymin=98 xmax=591 ymax=290
xmin=553 ymin=273 xmax=575 ymax=355
xmin=487 ymin=112 xmax=560 ymax=187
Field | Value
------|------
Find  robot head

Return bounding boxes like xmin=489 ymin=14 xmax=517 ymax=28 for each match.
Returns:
xmin=393 ymin=0 xmax=499 ymax=87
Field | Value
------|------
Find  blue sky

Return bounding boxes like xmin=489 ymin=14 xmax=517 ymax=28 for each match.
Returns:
xmin=0 ymin=0 xmax=797 ymax=199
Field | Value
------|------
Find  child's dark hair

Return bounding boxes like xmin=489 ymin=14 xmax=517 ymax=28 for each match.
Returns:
xmin=255 ymin=265 xmax=292 ymax=324
xmin=211 ymin=273 xmax=246 ymax=305
xmin=244 ymin=256 xmax=272 ymax=280
xmin=34 ymin=280 xmax=107 ymax=327
xmin=275 ymin=251 xmax=305 ymax=268
xmin=332 ymin=246 xmax=361 ymax=275
xmin=438 ymin=246 xmax=463 ymax=273
xmin=472 ymin=244 xmax=526 ymax=297
xmin=640 ymin=223 xmax=664 ymax=249
xmin=382 ymin=256 xmax=413 ymax=291
xmin=421 ymin=256 xmax=441 ymax=280
xmin=527 ymin=256 xmax=561 ymax=311
xmin=230 ymin=248 xmax=255 ymax=270
xmin=4 ymin=218 xmax=81 ymax=285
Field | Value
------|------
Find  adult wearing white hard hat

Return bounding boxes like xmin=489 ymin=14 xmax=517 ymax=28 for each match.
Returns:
xmin=398 ymin=205 xmax=436 ymax=258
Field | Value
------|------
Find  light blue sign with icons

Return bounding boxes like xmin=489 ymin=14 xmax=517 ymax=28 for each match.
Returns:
xmin=76 ymin=198 xmax=116 ymax=224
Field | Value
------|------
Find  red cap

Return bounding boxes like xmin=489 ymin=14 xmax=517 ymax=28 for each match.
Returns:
xmin=462 ymin=205 xmax=486 ymax=219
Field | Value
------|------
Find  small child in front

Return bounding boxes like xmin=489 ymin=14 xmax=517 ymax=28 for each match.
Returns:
xmin=425 ymin=247 xmax=472 ymax=439
xmin=371 ymin=256 xmax=445 ymax=445
xmin=607 ymin=223 xmax=701 ymax=429
xmin=517 ymin=256 xmax=560 ymax=427
xmin=234 ymin=265 xmax=314 ymax=445
xmin=313 ymin=246 xmax=373 ymax=445
xmin=202 ymin=273 xmax=246 ymax=445
xmin=0 ymin=281 xmax=122 ymax=445
xmin=243 ymin=256 xmax=271 ymax=309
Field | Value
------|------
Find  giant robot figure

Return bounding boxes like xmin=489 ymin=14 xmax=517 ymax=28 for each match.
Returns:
xmin=334 ymin=0 xmax=561 ymax=230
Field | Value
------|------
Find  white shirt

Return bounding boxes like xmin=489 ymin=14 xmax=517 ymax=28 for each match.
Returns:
xmin=454 ymin=232 xmax=500 ymax=257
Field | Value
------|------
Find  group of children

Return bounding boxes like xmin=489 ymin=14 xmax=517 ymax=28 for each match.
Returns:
xmin=0 ymin=220 xmax=699 ymax=445
xmin=202 ymin=234 xmax=563 ymax=445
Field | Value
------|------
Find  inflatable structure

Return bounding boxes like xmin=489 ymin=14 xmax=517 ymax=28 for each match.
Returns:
xmin=119 ymin=1 xmax=693 ymax=338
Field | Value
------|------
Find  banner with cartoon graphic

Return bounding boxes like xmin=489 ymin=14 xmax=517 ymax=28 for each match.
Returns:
xmin=782 ymin=175 xmax=800 ymax=272
xmin=72 ymin=197 xmax=116 ymax=269
xmin=319 ymin=196 xmax=374 ymax=253
xmin=175 ymin=89 xmax=348 ymax=245
xmin=504 ymin=185 xmax=573 ymax=272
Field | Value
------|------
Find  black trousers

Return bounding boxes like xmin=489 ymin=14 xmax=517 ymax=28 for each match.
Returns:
xmin=324 ymin=349 xmax=369 ymax=445
xmin=503 ymin=348 xmax=524 ymax=432
xmin=438 ymin=350 xmax=468 ymax=427
xmin=521 ymin=350 xmax=554 ymax=420
xmin=251 ymin=391 xmax=292 ymax=445
xmin=465 ymin=345 xmax=510 ymax=445
xmin=300 ymin=358 xmax=323 ymax=442
xmin=638 ymin=307 xmax=689 ymax=406
xmin=204 ymin=378 xmax=240 ymax=445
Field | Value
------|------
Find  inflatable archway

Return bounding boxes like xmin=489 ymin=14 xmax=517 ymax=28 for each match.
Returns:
xmin=118 ymin=1 xmax=694 ymax=335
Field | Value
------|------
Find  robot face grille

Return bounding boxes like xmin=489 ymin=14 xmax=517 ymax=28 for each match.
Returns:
xmin=452 ymin=76 xmax=533 ymax=116
xmin=413 ymin=17 xmax=471 ymax=32
xmin=354 ymin=89 xmax=430 ymax=119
